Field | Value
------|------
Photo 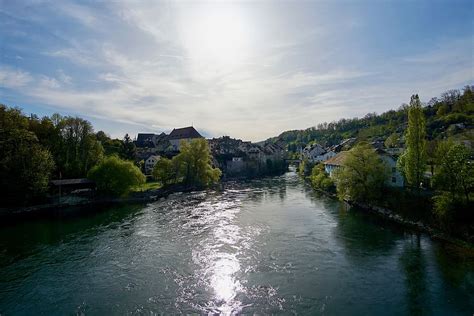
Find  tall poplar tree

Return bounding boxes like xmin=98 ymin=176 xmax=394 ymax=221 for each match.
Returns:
xmin=399 ymin=94 xmax=427 ymax=189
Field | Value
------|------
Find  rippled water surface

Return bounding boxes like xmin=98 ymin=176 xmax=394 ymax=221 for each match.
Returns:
xmin=1 ymin=171 xmax=474 ymax=315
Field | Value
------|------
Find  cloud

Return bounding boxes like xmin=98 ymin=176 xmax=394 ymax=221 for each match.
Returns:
xmin=1 ymin=1 xmax=473 ymax=141
xmin=0 ymin=67 xmax=33 ymax=89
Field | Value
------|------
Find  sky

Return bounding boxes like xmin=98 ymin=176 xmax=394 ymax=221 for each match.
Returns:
xmin=0 ymin=0 xmax=473 ymax=141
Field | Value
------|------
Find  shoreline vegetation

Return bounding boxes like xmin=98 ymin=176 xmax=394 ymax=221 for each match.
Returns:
xmin=296 ymin=92 xmax=473 ymax=246
xmin=306 ymin=181 xmax=474 ymax=250
xmin=1 ymin=86 xmax=473 ymax=247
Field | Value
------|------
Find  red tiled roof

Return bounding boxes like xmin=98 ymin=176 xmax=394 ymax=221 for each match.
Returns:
xmin=323 ymin=151 xmax=349 ymax=166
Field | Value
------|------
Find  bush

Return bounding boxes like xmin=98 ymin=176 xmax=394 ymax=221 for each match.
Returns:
xmin=333 ymin=143 xmax=389 ymax=203
xmin=310 ymin=164 xmax=335 ymax=192
xmin=88 ymin=156 xmax=145 ymax=196
xmin=152 ymin=157 xmax=177 ymax=186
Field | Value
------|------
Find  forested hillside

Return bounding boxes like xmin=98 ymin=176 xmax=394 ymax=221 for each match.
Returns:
xmin=268 ymin=86 xmax=474 ymax=151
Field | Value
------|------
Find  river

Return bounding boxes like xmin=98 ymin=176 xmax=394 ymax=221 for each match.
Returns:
xmin=0 ymin=171 xmax=473 ymax=315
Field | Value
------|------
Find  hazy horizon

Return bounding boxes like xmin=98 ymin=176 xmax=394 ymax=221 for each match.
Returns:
xmin=1 ymin=0 xmax=473 ymax=141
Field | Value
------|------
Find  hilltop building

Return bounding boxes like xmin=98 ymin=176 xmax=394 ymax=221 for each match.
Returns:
xmin=168 ymin=126 xmax=203 ymax=151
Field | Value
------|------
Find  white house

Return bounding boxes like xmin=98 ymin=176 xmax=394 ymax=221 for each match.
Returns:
xmin=323 ymin=149 xmax=404 ymax=188
xmin=314 ymin=150 xmax=337 ymax=162
xmin=303 ymin=143 xmax=325 ymax=162
xmin=145 ymin=155 xmax=161 ymax=175
xmin=167 ymin=126 xmax=203 ymax=151
xmin=323 ymin=151 xmax=349 ymax=176
xmin=376 ymin=149 xmax=404 ymax=188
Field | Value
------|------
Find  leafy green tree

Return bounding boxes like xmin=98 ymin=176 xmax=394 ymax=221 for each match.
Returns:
xmin=333 ymin=143 xmax=389 ymax=203
xmin=173 ymin=139 xmax=221 ymax=187
xmin=87 ymin=156 xmax=145 ymax=196
xmin=95 ymin=131 xmax=124 ymax=157
xmin=433 ymin=141 xmax=473 ymax=203
xmin=298 ymin=158 xmax=313 ymax=177
xmin=310 ymin=164 xmax=335 ymax=192
xmin=384 ymin=132 xmax=399 ymax=148
xmin=122 ymin=133 xmax=136 ymax=160
xmin=152 ymin=157 xmax=176 ymax=186
xmin=47 ymin=115 xmax=104 ymax=178
xmin=0 ymin=105 xmax=55 ymax=205
xmin=399 ymin=94 xmax=427 ymax=188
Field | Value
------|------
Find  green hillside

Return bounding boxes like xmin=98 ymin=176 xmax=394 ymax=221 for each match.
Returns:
xmin=268 ymin=86 xmax=474 ymax=152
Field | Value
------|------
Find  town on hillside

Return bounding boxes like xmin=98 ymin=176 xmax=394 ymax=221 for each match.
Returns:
xmin=135 ymin=126 xmax=288 ymax=178
xmin=300 ymin=137 xmax=405 ymax=188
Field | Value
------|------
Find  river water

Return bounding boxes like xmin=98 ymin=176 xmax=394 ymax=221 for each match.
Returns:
xmin=1 ymin=171 xmax=473 ymax=315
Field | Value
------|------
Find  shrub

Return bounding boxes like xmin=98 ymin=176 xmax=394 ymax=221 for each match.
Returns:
xmin=333 ymin=143 xmax=389 ymax=203
xmin=88 ymin=156 xmax=145 ymax=196
xmin=310 ymin=164 xmax=335 ymax=192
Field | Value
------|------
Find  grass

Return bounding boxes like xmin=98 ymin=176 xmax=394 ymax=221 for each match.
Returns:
xmin=130 ymin=181 xmax=162 ymax=193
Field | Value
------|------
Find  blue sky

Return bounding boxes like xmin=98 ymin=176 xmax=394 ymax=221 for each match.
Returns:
xmin=1 ymin=0 xmax=473 ymax=141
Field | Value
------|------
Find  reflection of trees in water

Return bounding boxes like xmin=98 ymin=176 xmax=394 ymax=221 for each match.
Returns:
xmin=332 ymin=206 xmax=399 ymax=263
xmin=0 ymin=204 xmax=143 ymax=266
xmin=399 ymin=235 xmax=431 ymax=316
xmin=432 ymin=244 xmax=474 ymax=310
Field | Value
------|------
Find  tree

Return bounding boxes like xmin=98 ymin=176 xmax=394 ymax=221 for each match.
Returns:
xmin=0 ymin=105 xmax=55 ymax=205
xmin=87 ymin=156 xmax=145 ymax=196
xmin=433 ymin=141 xmax=473 ymax=203
xmin=399 ymin=94 xmax=427 ymax=189
xmin=122 ymin=133 xmax=136 ymax=160
xmin=152 ymin=157 xmax=176 ymax=186
xmin=310 ymin=164 xmax=335 ymax=192
xmin=96 ymin=131 xmax=124 ymax=157
xmin=333 ymin=143 xmax=389 ymax=203
xmin=384 ymin=132 xmax=400 ymax=148
xmin=173 ymin=139 xmax=221 ymax=187
xmin=51 ymin=115 xmax=104 ymax=178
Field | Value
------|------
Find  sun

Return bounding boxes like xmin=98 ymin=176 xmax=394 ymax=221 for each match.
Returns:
xmin=179 ymin=4 xmax=252 ymax=69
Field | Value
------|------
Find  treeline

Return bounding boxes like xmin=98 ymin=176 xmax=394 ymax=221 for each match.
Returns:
xmin=1 ymin=104 xmax=222 ymax=205
xmin=301 ymin=93 xmax=473 ymax=239
xmin=0 ymin=105 xmax=138 ymax=205
xmin=271 ymin=86 xmax=474 ymax=150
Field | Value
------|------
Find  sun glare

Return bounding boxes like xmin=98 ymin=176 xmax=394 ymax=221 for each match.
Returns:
xmin=180 ymin=5 xmax=252 ymax=69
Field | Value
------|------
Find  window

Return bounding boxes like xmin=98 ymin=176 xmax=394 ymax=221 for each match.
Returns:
xmin=392 ymin=177 xmax=396 ymax=183
xmin=392 ymin=167 xmax=396 ymax=173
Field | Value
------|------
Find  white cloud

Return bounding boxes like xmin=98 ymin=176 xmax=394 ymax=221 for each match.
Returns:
xmin=0 ymin=67 xmax=33 ymax=89
xmin=1 ymin=1 xmax=473 ymax=141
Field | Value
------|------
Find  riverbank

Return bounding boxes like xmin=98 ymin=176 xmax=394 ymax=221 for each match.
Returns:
xmin=304 ymin=178 xmax=474 ymax=248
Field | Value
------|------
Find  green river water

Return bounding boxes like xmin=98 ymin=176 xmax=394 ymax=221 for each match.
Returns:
xmin=1 ymin=171 xmax=473 ymax=315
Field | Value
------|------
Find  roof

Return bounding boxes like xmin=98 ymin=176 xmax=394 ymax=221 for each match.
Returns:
xmin=50 ymin=179 xmax=95 ymax=186
xmin=323 ymin=151 xmax=349 ymax=166
xmin=135 ymin=133 xmax=156 ymax=147
xmin=167 ymin=126 xmax=202 ymax=140
xmin=136 ymin=133 xmax=155 ymax=142
xmin=146 ymin=155 xmax=161 ymax=160
xmin=375 ymin=148 xmax=398 ymax=160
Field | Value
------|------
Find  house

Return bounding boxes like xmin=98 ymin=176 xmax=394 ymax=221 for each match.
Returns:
xmin=247 ymin=146 xmax=263 ymax=160
xmin=323 ymin=151 xmax=349 ymax=176
xmin=302 ymin=143 xmax=337 ymax=163
xmin=302 ymin=143 xmax=325 ymax=161
xmin=375 ymin=149 xmax=404 ymax=188
xmin=135 ymin=133 xmax=156 ymax=148
xmin=323 ymin=149 xmax=404 ymax=188
xmin=168 ymin=126 xmax=203 ymax=151
xmin=145 ymin=155 xmax=161 ymax=174
xmin=315 ymin=150 xmax=337 ymax=162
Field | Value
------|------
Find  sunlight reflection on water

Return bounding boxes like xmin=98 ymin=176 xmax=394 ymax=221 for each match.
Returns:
xmin=189 ymin=194 xmax=246 ymax=315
